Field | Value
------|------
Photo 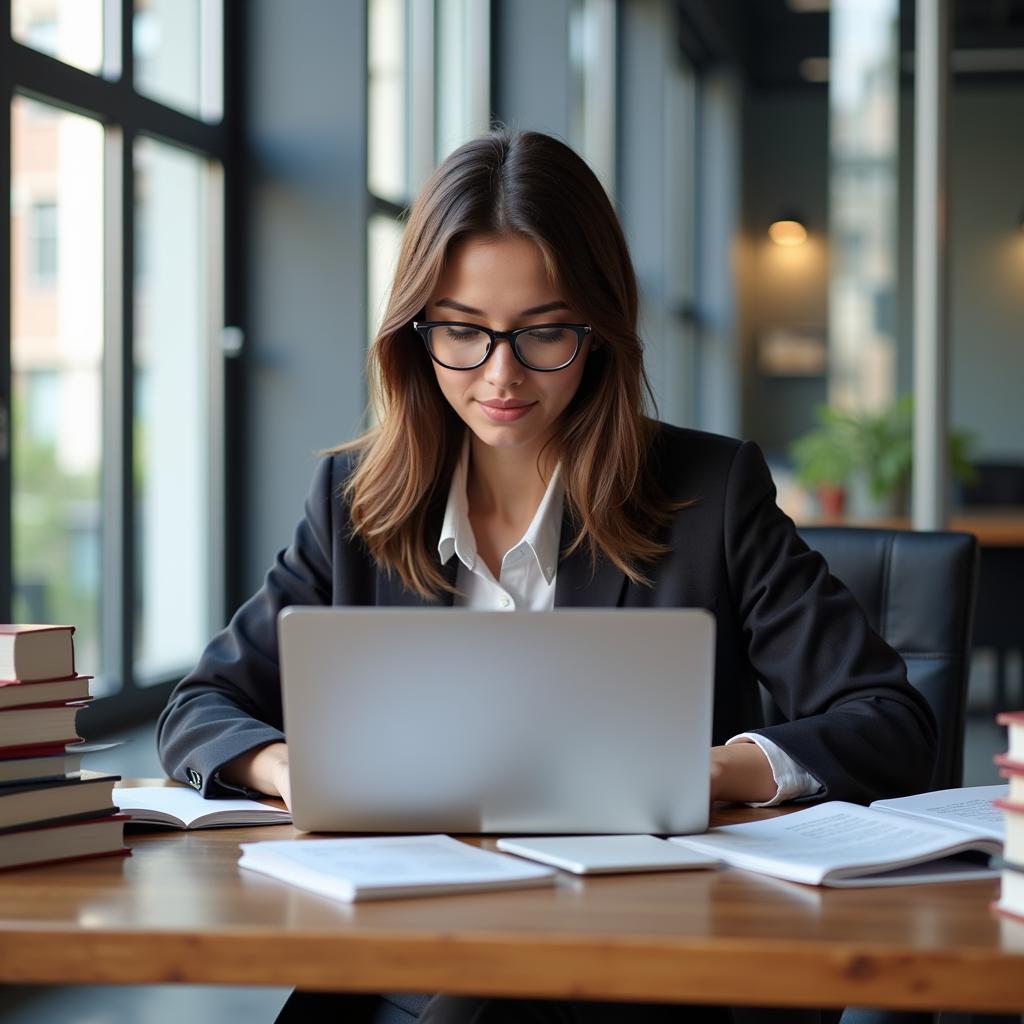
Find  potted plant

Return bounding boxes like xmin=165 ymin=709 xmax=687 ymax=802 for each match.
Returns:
xmin=790 ymin=396 xmax=976 ymax=518
xmin=789 ymin=406 xmax=860 ymax=517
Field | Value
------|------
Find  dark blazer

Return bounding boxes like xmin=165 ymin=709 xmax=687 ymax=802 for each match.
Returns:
xmin=157 ymin=423 xmax=937 ymax=803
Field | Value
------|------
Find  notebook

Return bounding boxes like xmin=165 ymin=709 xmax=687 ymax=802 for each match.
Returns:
xmin=496 ymin=834 xmax=720 ymax=875
xmin=238 ymin=834 xmax=556 ymax=902
xmin=278 ymin=607 xmax=715 ymax=835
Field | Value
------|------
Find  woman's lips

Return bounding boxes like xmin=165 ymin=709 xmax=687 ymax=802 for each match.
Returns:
xmin=478 ymin=401 xmax=537 ymax=422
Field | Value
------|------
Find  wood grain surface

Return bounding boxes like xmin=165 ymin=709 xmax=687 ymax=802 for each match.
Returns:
xmin=802 ymin=508 xmax=1024 ymax=547
xmin=0 ymin=802 xmax=1022 ymax=1012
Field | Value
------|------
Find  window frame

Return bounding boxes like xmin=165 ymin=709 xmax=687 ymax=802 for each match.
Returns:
xmin=1 ymin=0 xmax=240 ymax=732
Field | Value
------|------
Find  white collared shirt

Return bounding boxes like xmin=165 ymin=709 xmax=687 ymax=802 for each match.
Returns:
xmin=435 ymin=438 xmax=822 ymax=806
xmin=437 ymin=438 xmax=562 ymax=612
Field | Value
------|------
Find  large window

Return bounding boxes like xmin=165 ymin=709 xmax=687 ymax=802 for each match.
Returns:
xmin=366 ymin=0 xmax=490 ymax=346
xmin=3 ymin=0 xmax=231 ymax=712
xmin=10 ymin=98 xmax=105 ymax=675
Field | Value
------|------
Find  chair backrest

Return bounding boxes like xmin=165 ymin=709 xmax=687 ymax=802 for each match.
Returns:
xmin=959 ymin=461 xmax=1024 ymax=505
xmin=777 ymin=528 xmax=979 ymax=791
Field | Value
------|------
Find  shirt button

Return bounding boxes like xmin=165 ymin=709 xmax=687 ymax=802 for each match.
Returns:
xmin=499 ymin=596 xmax=512 ymax=609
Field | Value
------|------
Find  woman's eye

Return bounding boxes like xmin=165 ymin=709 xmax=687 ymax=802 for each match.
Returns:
xmin=527 ymin=329 xmax=566 ymax=343
xmin=444 ymin=328 xmax=482 ymax=341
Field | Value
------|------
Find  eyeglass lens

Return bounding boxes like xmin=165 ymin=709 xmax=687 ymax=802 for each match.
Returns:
xmin=425 ymin=325 xmax=579 ymax=369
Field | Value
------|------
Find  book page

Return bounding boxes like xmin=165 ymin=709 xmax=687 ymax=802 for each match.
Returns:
xmin=113 ymin=786 xmax=290 ymax=827
xmin=671 ymin=802 xmax=993 ymax=884
xmin=871 ymin=784 xmax=1008 ymax=840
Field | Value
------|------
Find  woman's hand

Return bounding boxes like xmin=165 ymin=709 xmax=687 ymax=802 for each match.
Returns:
xmin=709 ymin=741 xmax=777 ymax=805
xmin=220 ymin=741 xmax=292 ymax=810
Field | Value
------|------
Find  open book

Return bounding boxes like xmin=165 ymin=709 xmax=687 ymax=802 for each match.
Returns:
xmin=112 ymin=786 xmax=291 ymax=829
xmin=669 ymin=785 xmax=1008 ymax=887
xmin=238 ymin=834 xmax=556 ymax=902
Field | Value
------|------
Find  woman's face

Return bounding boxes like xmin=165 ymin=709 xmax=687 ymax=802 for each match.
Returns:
xmin=424 ymin=233 xmax=590 ymax=457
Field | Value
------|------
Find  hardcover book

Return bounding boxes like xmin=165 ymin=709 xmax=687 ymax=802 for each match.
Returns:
xmin=0 ymin=747 xmax=94 ymax=788
xmin=0 ymin=771 xmax=119 ymax=832
xmin=998 ymin=712 xmax=1024 ymax=764
xmin=0 ymin=814 xmax=127 ymax=872
xmin=0 ymin=625 xmax=76 ymax=683
xmin=994 ymin=860 xmax=1024 ymax=924
xmin=0 ymin=676 xmax=91 ymax=711
xmin=0 ymin=702 xmax=88 ymax=756
xmin=997 ymin=758 xmax=1024 ymax=804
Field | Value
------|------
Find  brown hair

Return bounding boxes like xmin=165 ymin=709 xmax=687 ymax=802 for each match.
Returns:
xmin=335 ymin=128 xmax=680 ymax=598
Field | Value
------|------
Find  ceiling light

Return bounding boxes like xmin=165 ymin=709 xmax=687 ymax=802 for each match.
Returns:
xmin=769 ymin=219 xmax=809 ymax=247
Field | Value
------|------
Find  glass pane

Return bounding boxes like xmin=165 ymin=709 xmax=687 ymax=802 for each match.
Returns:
xmin=368 ymin=213 xmax=404 ymax=339
xmin=435 ymin=0 xmax=490 ymax=163
xmin=828 ymin=0 xmax=899 ymax=419
xmin=367 ymin=214 xmax=404 ymax=426
xmin=368 ymin=0 xmax=409 ymax=202
xmin=569 ymin=0 xmax=616 ymax=196
xmin=134 ymin=138 xmax=218 ymax=682
xmin=10 ymin=97 xmax=107 ymax=688
xmin=11 ymin=0 xmax=104 ymax=75
xmin=134 ymin=0 xmax=224 ymax=121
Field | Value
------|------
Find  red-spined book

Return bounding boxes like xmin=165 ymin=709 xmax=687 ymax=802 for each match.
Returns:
xmin=997 ymin=711 xmax=1024 ymax=764
xmin=0 ymin=814 xmax=128 ymax=872
xmin=0 ymin=675 xmax=91 ymax=711
xmin=0 ymin=625 xmax=76 ymax=683
xmin=0 ymin=701 xmax=89 ymax=759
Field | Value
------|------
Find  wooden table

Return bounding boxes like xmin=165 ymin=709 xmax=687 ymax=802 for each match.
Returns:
xmin=0 ymin=807 xmax=1022 ymax=1014
xmin=802 ymin=507 xmax=1024 ymax=547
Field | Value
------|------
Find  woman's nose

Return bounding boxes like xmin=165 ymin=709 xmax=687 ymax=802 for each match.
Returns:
xmin=484 ymin=337 xmax=524 ymax=388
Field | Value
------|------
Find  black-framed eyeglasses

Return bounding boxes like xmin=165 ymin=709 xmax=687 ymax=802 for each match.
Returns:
xmin=412 ymin=320 xmax=592 ymax=372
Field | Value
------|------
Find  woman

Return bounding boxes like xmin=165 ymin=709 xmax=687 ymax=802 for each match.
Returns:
xmin=157 ymin=129 xmax=936 ymax=1023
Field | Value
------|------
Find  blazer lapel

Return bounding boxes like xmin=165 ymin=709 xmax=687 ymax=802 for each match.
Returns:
xmin=375 ymin=558 xmax=457 ymax=607
xmin=554 ymin=513 xmax=627 ymax=608
xmin=374 ymin=494 xmax=458 ymax=607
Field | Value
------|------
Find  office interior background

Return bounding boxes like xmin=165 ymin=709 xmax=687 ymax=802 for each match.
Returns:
xmin=1 ymin=0 xmax=1023 ymax=1020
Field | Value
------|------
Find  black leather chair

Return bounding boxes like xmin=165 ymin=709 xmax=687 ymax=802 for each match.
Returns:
xmin=791 ymin=527 xmax=979 ymax=792
xmin=790 ymin=529 xmax=1002 ymax=1024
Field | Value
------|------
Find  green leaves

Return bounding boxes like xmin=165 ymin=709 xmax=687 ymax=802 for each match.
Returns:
xmin=790 ymin=396 xmax=975 ymax=501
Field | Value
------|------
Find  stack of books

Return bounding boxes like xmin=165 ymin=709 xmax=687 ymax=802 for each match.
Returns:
xmin=994 ymin=711 xmax=1024 ymax=922
xmin=0 ymin=624 xmax=126 ymax=870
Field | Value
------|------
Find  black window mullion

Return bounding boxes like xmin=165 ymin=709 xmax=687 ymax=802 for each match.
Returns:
xmin=119 ymin=0 xmax=133 ymax=91
xmin=119 ymin=119 xmax=135 ymax=701
xmin=99 ymin=121 xmax=134 ymax=697
xmin=9 ymin=41 xmax=226 ymax=163
xmin=222 ymin=0 xmax=246 ymax=619
xmin=1 ymin=0 xmax=13 ymax=624
xmin=116 ymin=0 xmax=134 ymax=697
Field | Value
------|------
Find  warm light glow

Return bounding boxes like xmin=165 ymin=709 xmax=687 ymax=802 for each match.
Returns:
xmin=769 ymin=219 xmax=808 ymax=246
xmin=799 ymin=57 xmax=830 ymax=83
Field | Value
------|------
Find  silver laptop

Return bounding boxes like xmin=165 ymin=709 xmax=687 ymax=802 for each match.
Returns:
xmin=278 ymin=607 xmax=715 ymax=835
